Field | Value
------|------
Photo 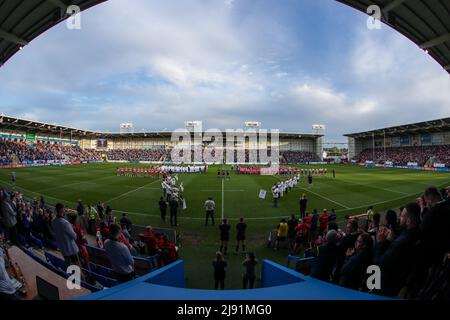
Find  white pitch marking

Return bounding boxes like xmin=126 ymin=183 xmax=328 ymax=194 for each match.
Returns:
xmin=105 ymin=179 xmax=161 ymax=204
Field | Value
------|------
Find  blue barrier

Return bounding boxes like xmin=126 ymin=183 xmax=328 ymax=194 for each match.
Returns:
xmin=76 ymin=259 xmax=389 ymax=300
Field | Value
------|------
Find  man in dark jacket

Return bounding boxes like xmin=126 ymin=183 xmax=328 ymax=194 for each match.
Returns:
xmin=409 ymin=187 xmax=450 ymax=297
xmin=339 ymin=233 xmax=373 ymax=290
xmin=333 ymin=219 xmax=360 ymax=283
xmin=158 ymin=197 xmax=168 ymax=222
xmin=169 ymin=197 xmax=179 ymax=227
xmin=310 ymin=230 xmax=339 ymax=282
xmin=299 ymin=194 xmax=307 ymax=218
xmin=373 ymin=202 xmax=421 ymax=297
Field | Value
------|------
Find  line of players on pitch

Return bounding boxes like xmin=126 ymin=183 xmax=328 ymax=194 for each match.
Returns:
xmin=271 ymin=168 xmax=336 ymax=207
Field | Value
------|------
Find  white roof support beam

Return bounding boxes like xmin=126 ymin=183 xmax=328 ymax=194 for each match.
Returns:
xmin=420 ymin=33 xmax=450 ymax=49
xmin=0 ymin=29 xmax=28 ymax=46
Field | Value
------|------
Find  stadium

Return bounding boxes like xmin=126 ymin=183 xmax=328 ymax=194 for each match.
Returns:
xmin=0 ymin=0 xmax=449 ymax=307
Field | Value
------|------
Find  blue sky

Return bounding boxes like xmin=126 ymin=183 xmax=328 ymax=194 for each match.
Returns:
xmin=0 ymin=0 xmax=449 ymax=142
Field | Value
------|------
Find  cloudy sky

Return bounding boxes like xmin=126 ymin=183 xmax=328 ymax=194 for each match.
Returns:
xmin=0 ymin=0 xmax=449 ymax=142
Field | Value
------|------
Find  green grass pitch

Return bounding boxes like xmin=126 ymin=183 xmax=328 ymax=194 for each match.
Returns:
xmin=1 ymin=163 xmax=449 ymax=289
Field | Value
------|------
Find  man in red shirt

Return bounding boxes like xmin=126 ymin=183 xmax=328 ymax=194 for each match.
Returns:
xmin=141 ymin=226 xmax=159 ymax=256
xmin=293 ymin=219 xmax=309 ymax=254
xmin=318 ymin=209 xmax=330 ymax=237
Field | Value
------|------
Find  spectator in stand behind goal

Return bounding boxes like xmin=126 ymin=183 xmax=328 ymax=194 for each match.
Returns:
xmin=104 ymin=223 xmax=135 ymax=284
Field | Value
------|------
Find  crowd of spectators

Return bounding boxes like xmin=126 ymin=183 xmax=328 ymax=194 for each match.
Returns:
xmin=281 ymin=151 xmax=319 ymax=164
xmin=0 ymin=138 xmax=101 ymax=164
xmin=279 ymin=185 xmax=450 ymax=299
xmin=106 ymin=148 xmax=169 ymax=162
xmin=355 ymin=145 xmax=450 ymax=167
xmin=0 ymin=189 xmax=178 ymax=291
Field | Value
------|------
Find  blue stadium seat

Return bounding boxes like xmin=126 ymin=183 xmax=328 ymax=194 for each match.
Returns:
xmin=81 ymin=280 xmax=101 ymax=293
xmin=18 ymin=233 xmax=27 ymax=246
xmin=83 ymin=269 xmax=119 ymax=288
xmin=88 ymin=262 xmax=115 ymax=278
xmin=31 ymin=231 xmax=59 ymax=251
xmin=29 ymin=233 xmax=43 ymax=249
xmin=45 ymin=251 xmax=67 ymax=271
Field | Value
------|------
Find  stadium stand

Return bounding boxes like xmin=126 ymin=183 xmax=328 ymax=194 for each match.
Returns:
xmin=355 ymin=145 xmax=450 ymax=167
xmin=0 ymin=138 xmax=101 ymax=164
xmin=347 ymin=118 xmax=450 ymax=168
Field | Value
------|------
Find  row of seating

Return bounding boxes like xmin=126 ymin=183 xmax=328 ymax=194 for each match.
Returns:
xmin=23 ymin=248 xmax=100 ymax=292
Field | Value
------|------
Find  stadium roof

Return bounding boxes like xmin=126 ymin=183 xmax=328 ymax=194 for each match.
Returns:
xmin=0 ymin=0 xmax=106 ymax=66
xmin=344 ymin=117 xmax=450 ymax=139
xmin=1 ymin=1 xmax=449 ymax=74
xmin=337 ymin=0 xmax=450 ymax=74
xmin=0 ymin=115 xmax=322 ymax=139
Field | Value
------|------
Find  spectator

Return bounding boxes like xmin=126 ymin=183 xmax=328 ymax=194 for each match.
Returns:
xmin=310 ymin=230 xmax=339 ymax=282
xmin=366 ymin=206 xmax=374 ymax=222
xmin=293 ymin=219 xmax=309 ymax=254
xmin=51 ymin=203 xmax=80 ymax=268
xmin=0 ymin=245 xmax=25 ymax=300
xmin=1 ymin=194 xmax=18 ymax=246
xmin=339 ymin=233 xmax=374 ymax=290
xmin=310 ymin=209 xmax=319 ymax=241
xmin=384 ymin=210 xmax=400 ymax=237
xmin=274 ymin=219 xmax=288 ymax=251
xmin=329 ymin=209 xmax=337 ymax=222
xmin=242 ymin=252 xmax=258 ymax=289
xmin=287 ymin=214 xmax=297 ymax=248
xmin=212 ymin=251 xmax=227 ymax=290
xmin=318 ymin=209 xmax=329 ymax=236
xmin=368 ymin=213 xmax=381 ymax=234
xmin=104 ymin=224 xmax=135 ymax=284
xmin=67 ymin=214 xmax=89 ymax=268
xmin=142 ymin=226 xmax=159 ymax=256
xmin=374 ymin=202 xmax=421 ymax=297
xmin=119 ymin=213 xmax=133 ymax=237
xmin=334 ymin=220 xmax=360 ymax=283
